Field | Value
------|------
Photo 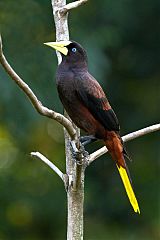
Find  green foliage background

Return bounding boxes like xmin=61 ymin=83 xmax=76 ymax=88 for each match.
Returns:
xmin=0 ymin=0 xmax=159 ymax=239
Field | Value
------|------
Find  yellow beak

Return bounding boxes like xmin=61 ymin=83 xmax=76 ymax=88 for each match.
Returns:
xmin=44 ymin=41 xmax=71 ymax=56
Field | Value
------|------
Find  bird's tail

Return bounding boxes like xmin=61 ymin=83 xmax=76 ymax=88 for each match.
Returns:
xmin=104 ymin=135 xmax=140 ymax=214
xmin=116 ymin=163 xmax=140 ymax=214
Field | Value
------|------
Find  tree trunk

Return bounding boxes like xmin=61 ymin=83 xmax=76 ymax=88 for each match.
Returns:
xmin=67 ymin=170 xmax=84 ymax=240
xmin=51 ymin=1 xmax=84 ymax=239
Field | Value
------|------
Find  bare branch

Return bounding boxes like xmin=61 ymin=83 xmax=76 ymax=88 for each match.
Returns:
xmin=89 ymin=123 xmax=160 ymax=164
xmin=59 ymin=0 xmax=88 ymax=15
xmin=0 ymin=34 xmax=76 ymax=140
xmin=31 ymin=151 xmax=65 ymax=181
xmin=122 ymin=123 xmax=160 ymax=142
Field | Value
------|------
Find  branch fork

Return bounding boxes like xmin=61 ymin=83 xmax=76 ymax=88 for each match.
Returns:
xmin=31 ymin=151 xmax=69 ymax=189
xmin=0 ymin=34 xmax=76 ymax=140
xmin=58 ymin=0 xmax=88 ymax=16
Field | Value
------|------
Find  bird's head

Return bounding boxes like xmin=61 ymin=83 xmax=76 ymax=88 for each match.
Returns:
xmin=44 ymin=40 xmax=87 ymax=67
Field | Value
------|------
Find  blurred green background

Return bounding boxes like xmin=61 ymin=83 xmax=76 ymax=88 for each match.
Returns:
xmin=0 ymin=0 xmax=159 ymax=239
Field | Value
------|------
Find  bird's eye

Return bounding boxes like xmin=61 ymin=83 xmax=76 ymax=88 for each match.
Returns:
xmin=72 ymin=47 xmax=77 ymax=53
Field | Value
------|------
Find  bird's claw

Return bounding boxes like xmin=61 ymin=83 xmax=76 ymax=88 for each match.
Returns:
xmin=70 ymin=140 xmax=78 ymax=156
xmin=70 ymin=140 xmax=89 ymax=166
xmin=79 ymin=144 xmax=89 ymax=158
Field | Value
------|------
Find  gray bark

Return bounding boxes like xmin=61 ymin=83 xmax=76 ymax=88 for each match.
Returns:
xmin=51 ymin=1 xmax=85 ymax=239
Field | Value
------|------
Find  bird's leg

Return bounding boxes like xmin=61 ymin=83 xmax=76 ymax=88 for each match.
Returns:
xmin=80 ymin=135 xmax=97 ymax=146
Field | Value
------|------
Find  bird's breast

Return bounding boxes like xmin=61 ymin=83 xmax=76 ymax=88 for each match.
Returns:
xmin=55 ymin=66 xmax=108 ymax=137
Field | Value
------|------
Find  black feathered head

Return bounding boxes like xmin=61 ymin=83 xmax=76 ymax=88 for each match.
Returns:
xmin=44 ymin=40 xmax=88 ymax=66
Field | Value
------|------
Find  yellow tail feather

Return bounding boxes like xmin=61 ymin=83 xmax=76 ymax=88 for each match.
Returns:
xmin=116 ymin=164 xmax=140 ymax=214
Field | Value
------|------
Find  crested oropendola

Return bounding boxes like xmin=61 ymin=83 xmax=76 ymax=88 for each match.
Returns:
xmin=44 ymin=40 xmax=140 ymax=214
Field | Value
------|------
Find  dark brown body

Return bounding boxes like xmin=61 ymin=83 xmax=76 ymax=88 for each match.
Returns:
xmin=57 ymin=66 xmax=105 ymax=138
xmin=56 ymin=58 xmax=124 ymax=168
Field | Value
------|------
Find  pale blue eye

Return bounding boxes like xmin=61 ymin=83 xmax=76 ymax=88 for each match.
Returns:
xmin=72 ymin=47 xmax=77 ymax=53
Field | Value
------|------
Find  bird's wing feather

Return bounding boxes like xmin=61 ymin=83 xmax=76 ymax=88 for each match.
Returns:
xmin=75 ymin=73 xmax=120 ymax=132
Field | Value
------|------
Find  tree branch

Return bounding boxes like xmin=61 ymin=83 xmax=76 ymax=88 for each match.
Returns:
xmin=89 ymin=123 xmax=160 ymax=164
xmin=31 ymin=151 xmax=65 ymax=182
xmin=0 ymin=34 xmax=76 ymax=140
xmin=59 ymin=0 xmax=88 ymax=15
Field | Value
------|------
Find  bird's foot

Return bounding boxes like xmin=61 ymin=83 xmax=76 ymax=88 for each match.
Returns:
xmin=70 ymin=140 xmax=79 ymax=156
xmin=79 ymin=144 xmax=89 ymax=158
xmin=80 ymin=135 xmax=97 ymax=146
xmin=70 ymin=140 xmax=89 ymax=166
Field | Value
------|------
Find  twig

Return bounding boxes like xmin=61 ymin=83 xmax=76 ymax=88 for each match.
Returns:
xmin=89 ymin=123 xmax=160 ymax=164
xmin=122 ymin=123 xmax=160 ymax=142
xmin=59 ymin=0 xmax=88 ymax=15
xmin=31 ymin=151 xmax=64 ymax=181
xmin=0 ymin=34 xmax=76 ymax=140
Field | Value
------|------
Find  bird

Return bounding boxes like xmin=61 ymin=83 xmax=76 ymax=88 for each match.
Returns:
xmin=44 ymin=40 xmax=140 ymax=214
